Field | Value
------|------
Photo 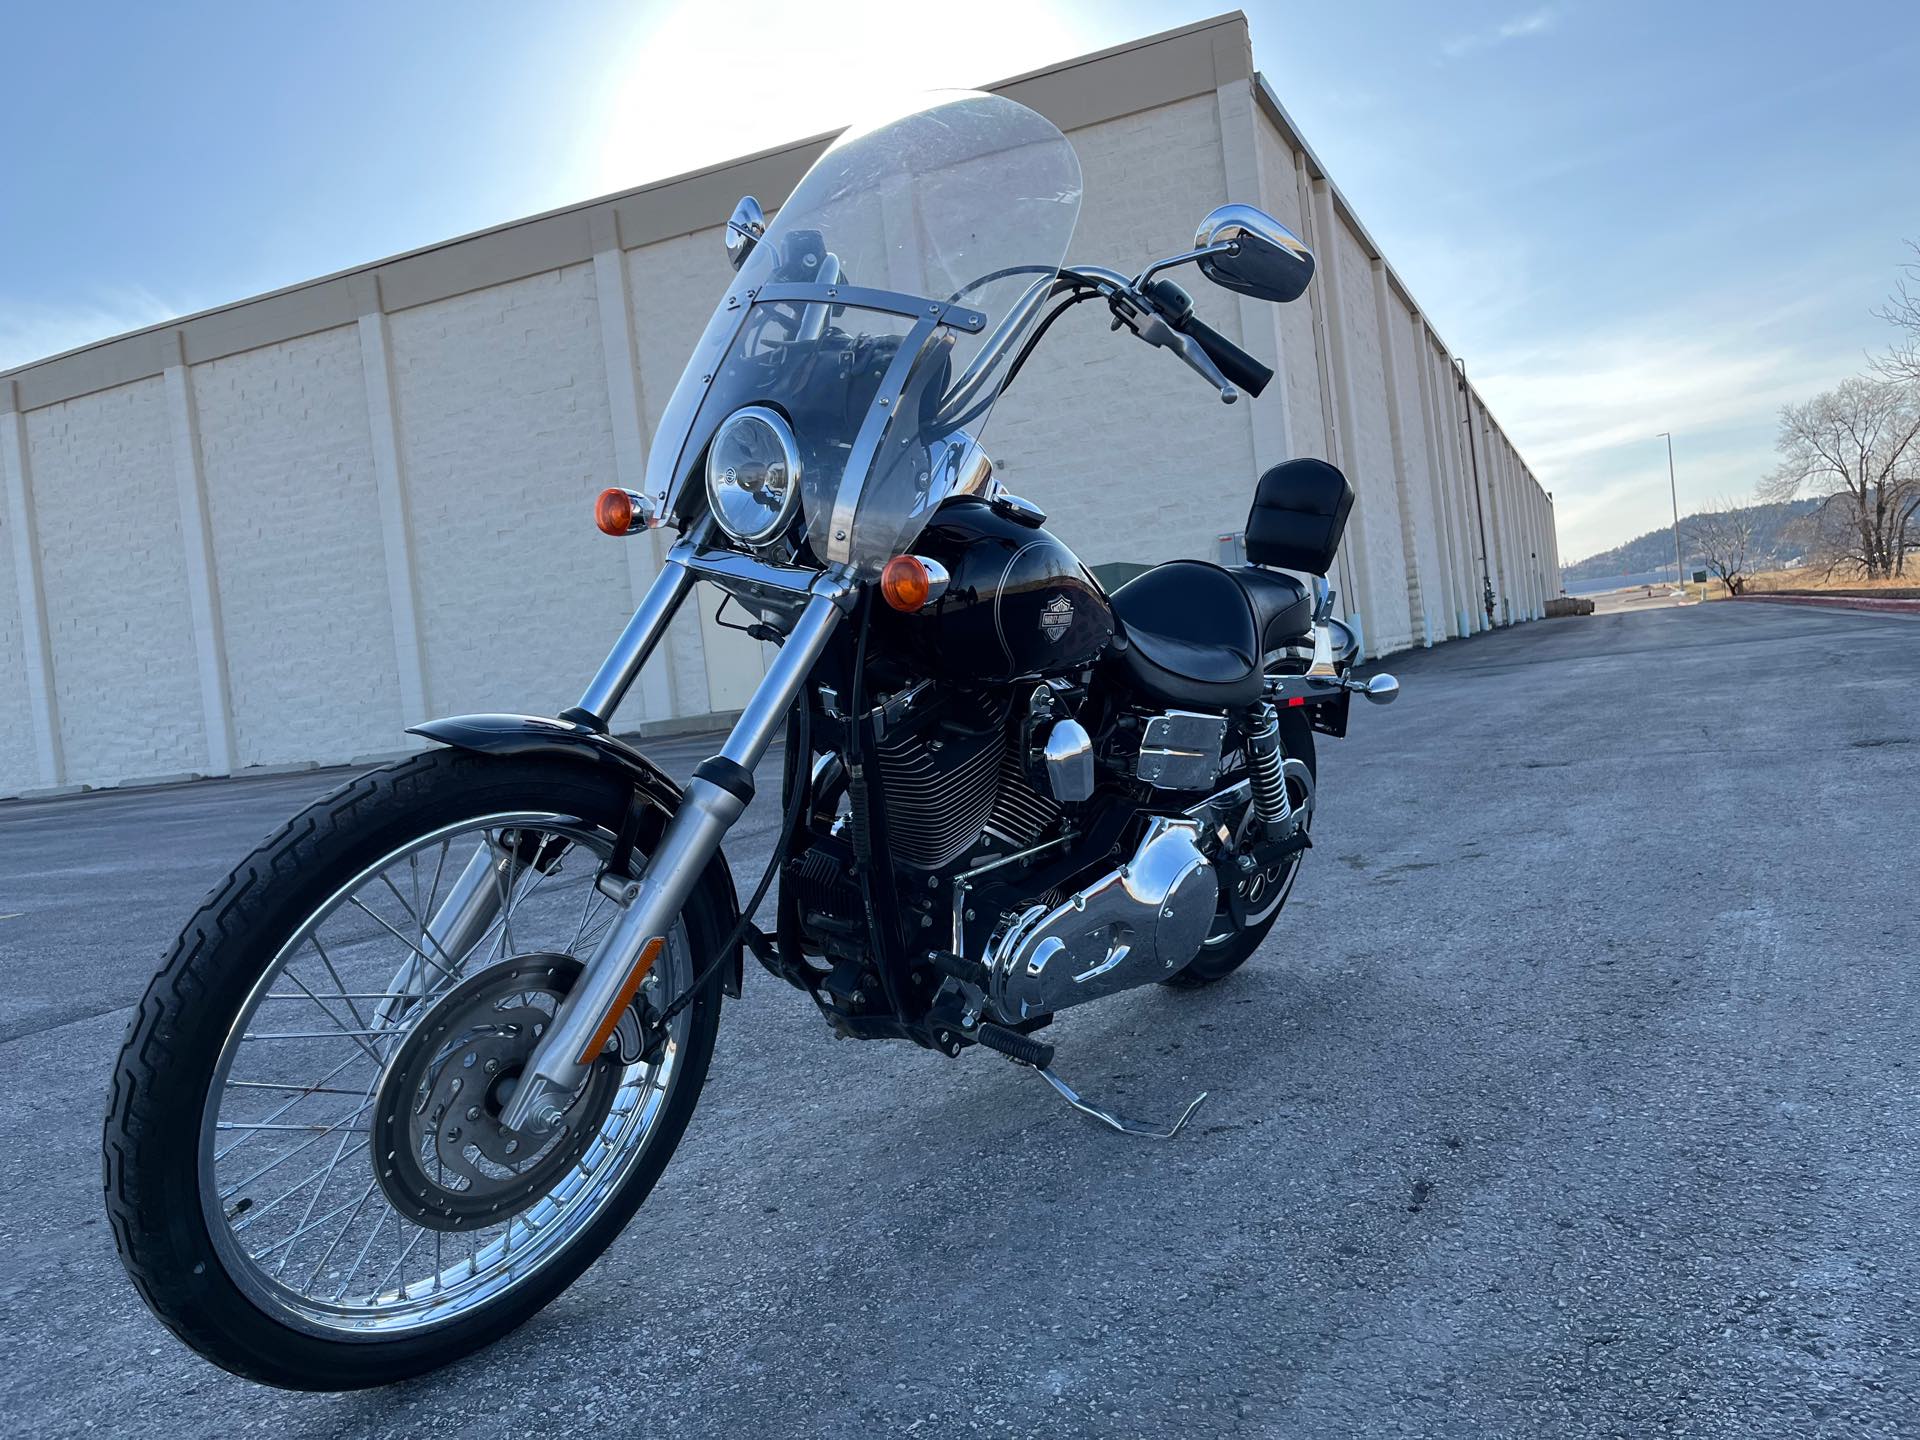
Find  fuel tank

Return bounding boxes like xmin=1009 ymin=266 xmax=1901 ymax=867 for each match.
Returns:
xmin=879 ymin=496 xmax=1114 ymax=683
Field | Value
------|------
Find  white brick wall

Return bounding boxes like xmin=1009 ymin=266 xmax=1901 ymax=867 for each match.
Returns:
xmin=391 ymin=265 xmax=638 ymax=723
xmin=1256 ymin=126 xmax=1330 ymax=471
xmin=0 ymin=75 xmax=1557 ymax=797
xmin=1384 ymin=302 xmax=1446 ymax=646
xmin=26 ymin=379 xmax=208 ymax=785
xmin=194 ymin=325 xmax=405 ymax=766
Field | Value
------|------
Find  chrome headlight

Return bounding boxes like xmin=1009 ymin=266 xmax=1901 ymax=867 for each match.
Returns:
xmin=704 ymin=406 xmax=801 ymax=545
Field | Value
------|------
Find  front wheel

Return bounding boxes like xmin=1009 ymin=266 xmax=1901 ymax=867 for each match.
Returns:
xmin=102 ymin=749 xmax=727 ymax=1390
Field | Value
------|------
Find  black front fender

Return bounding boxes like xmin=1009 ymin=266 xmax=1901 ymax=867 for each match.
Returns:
xmin=406 ymin=713 xmax=744 ymax=996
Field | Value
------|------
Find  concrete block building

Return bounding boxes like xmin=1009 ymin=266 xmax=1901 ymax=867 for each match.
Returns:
xmin=0 ymin=13 xmax=1560 ymax=798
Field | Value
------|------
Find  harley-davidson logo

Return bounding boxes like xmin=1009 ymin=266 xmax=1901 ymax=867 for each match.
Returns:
xmin=1040 ymin=594 xmax=1074 ymax=642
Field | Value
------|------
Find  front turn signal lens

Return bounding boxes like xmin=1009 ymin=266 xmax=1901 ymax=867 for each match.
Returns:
xmin=879 ymin=554 xmax=951 ymax=613
xmin=880 ymin=555 xmax=931 ymax=612
xmin=595 ymin=488 xmax=646 ymax=536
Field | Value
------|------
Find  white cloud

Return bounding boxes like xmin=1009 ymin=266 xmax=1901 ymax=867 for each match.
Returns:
xmin=1441 ymin=6 xmax=1563 ymax=61
xmin=1471 ymin=296 xmax=1872 ymax=562
xmin=0 ymin=287 xmax=183 ymax=373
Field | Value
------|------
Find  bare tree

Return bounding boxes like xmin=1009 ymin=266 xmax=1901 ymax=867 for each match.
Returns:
xmin=1763 ymin=377 xmax=1920 ymax=579
xmin=1686 ymin=501 xmax=1758 ymax=595
xmin=1874 ymin=240 xmax=1920 ymax=387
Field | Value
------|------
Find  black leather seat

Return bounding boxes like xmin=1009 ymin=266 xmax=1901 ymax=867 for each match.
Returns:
xmin=1109 ymin=560 xmax=1263 ymax=709
xmin=1109 ymin=560 xmax=1316 ymax=711
xmin=1107 ymin=455 xmax=1350 ymax=713
xmin=1236 ymin=566 xmax=1313 ymax=661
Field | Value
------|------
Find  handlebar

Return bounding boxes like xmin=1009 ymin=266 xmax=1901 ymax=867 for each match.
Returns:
xmin=933 ymin=262 xmax=1280 ymax=421
xmin=1174 ymin=312 xmax=1273 ymax=398
xmin=1136 ymin=275 xmax=1272 ymax=400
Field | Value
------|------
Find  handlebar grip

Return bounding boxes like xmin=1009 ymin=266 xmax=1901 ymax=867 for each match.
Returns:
xmin=1178 ymin=314 xmax=1273 ymax=399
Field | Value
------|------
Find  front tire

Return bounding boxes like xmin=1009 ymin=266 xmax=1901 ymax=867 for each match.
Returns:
xmin=102 ymin=749 xmax=727 ymax=1390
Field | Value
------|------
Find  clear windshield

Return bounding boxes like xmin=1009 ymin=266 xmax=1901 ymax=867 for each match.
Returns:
xmin=644 ymin=91 xmax=1082 ymax=576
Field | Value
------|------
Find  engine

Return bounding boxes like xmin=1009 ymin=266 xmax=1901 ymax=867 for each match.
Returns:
xmin=873 ymin=693 xmax=1059 ymax=870
xmin=982 ymin=816 xmax=1218 ymax=1022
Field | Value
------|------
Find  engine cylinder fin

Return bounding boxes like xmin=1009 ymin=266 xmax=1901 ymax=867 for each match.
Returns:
xmin=982 ymin=742 xmax=1061 ymax=850
xmin=875 ymin=722 xmax=1005 ymax=870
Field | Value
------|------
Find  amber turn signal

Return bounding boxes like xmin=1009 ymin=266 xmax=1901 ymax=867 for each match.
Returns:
xmin=880 ymin=555 xmax=932 ymax=612
xmin=594 ymin=488 xmax=645 ymax=536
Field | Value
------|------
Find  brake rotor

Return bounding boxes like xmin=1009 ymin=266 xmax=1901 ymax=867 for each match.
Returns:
xmin=370 ymin=954 xmax=620 ymax=1232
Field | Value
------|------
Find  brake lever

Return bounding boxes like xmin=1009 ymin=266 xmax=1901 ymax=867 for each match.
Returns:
xmin=1160 ymin=321 xmax=1239 ymax=404
xmin=1108 ymin=292 xmax=1239 ymax=404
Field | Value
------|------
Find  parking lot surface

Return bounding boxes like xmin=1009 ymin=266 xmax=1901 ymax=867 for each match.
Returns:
xmin=2 ymin=600 xmax=1915 ymax=1437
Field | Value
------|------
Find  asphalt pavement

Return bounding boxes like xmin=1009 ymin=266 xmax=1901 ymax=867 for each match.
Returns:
xmin=1 ymin=600 xmax=1916 ymax=1438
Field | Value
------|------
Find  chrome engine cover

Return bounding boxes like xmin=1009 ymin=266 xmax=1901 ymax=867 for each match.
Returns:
xmin=984 ymin=817 xmax=1219 ymax=1022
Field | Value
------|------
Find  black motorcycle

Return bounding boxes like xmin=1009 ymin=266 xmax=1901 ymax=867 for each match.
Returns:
xmin=103 ymin=89 xmax=1397 ymax=1389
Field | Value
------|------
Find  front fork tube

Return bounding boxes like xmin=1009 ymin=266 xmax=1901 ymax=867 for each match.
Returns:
xmin=498 ymin=578 xmax=853 ymax=1133
xmin=572 ymin=538 xmax=700 ymax=724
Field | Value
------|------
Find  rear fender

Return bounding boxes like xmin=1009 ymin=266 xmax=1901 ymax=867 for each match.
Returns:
xmin=407 ymin=713 xmax=744 ymax=997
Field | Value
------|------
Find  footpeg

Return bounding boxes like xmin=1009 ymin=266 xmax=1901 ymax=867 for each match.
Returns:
xmin=974 ymin=1022 xmax=1054 ymax=1068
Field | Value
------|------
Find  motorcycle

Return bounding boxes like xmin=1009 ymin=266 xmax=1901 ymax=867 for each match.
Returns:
xmin=103 ymin=90 xmax=1396 ymax=1389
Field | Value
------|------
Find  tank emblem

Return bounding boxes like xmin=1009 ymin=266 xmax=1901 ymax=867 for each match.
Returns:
xmin=1040 ymin=594 xmax=1074 ymax=642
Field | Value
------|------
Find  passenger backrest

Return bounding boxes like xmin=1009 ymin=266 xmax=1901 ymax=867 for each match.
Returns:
xmin=1244 ymin=458 xmax=1354 ymax=575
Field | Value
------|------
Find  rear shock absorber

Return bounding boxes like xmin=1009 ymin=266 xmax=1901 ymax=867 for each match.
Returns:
xmin=1245 ymin=703 xmax=1293 ymax=840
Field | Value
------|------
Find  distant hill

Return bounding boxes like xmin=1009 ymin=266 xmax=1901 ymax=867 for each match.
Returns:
xmin=1564 ymin=499 xmax=1821 ymax=581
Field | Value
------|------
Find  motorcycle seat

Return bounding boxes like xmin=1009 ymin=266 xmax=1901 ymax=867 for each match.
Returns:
xmin=1235 ymin=565 xmax=1315 ymax=661
xmin=1108 ymin=560 xmax=1316 ymax=711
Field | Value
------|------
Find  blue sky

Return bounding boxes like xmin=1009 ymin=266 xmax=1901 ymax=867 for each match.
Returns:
xmin=4 ymin=1 xmax=1916 ymax=560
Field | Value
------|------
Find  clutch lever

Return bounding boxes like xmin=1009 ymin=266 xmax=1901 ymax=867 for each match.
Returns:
xmin=1107 ymin=289 xmax=1239 ymax=404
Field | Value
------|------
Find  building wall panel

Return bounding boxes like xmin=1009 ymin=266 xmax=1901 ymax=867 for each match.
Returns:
xmin=389 ymin=265 xmax=636 ymax=722
xmin=26 ymin=379 xmax=206 ymax=784
xmin=1327 ymin=218 xmax=1411 ymax=654
xmin=193 ymin=325 xmax=405 ymax=767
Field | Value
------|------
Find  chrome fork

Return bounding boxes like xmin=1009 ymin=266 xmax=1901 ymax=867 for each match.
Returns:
xmin=497 ymin=566 xmax=855 ymax=1133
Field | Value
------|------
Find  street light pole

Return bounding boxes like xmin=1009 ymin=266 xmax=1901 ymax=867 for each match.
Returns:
xmin=1657 ymin=431 xmax=1683 ymax=592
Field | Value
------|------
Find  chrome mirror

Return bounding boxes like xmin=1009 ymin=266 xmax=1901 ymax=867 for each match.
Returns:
xmin=724 ymin=196 xmax=766 ymax=272
xmin=1192 ymin=204 xmax=1314 ymax=304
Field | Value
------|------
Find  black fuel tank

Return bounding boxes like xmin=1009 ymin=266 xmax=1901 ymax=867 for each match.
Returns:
xmin=879 ymin=497 xmax=1114 ymax=683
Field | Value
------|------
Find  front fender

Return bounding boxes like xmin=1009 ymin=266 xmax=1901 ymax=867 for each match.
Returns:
xmin=407 ymin=713 xmax=744 ymax=997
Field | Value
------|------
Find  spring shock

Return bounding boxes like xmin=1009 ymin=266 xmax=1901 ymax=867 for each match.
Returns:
xmin=1245 ymin=703 xmax=1293 ymax=840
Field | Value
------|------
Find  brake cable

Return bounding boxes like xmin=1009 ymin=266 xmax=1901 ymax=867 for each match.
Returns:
xmin=839 ymin=593 xmax=906 ymax=1019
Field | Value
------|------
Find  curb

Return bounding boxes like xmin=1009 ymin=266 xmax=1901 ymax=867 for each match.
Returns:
xmin=1737 ymin=593 xmax=1920 ymax=616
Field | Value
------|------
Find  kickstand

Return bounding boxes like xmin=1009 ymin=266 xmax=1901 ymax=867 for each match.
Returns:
xmin=1033 ymin=1065 xmax=1209 ymax=1140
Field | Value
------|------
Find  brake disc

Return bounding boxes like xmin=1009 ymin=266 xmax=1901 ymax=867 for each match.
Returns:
xmin=370 ymin=954 xmax=620 ymax=1232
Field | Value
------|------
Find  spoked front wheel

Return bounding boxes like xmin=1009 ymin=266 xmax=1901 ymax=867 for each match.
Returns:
xmin=102 ymin=750 xmax=727 ymax=1390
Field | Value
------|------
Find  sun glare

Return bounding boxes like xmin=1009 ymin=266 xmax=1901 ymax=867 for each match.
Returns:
xmin=592 ymin=0 xmax=1084 ymax=196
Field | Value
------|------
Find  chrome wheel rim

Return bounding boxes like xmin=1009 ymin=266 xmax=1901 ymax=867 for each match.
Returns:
xmin=198 ymin=811 xmax=693 ymax=1338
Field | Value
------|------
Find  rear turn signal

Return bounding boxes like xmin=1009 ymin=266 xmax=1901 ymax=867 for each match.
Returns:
xmin=880 ymin=554 xmax=950 ymax=612
xmin=595 ymin=488 xmax=647 ymax=536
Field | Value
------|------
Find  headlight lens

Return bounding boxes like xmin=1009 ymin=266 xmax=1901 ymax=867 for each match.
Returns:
xmin=704 ymin=406 xmax=801 ymax=545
